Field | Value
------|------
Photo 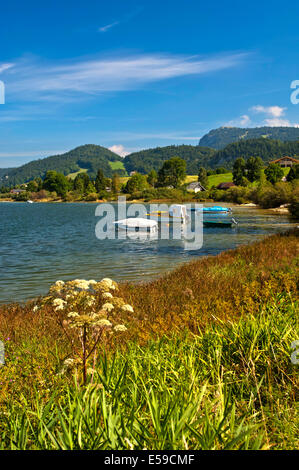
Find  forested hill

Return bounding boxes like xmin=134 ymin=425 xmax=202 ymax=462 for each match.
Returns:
xmin=123 ymin=145 xmax=215 ymax=174
xmin=2 ymin=138 xmax=299 ymax=186
xmin=1 ymin=145 xmax=124 ymax=186
xmin=199 ymin=126 xmax=299 ymax=149
xmin=210 ymin=138 xmax=299 ymax=168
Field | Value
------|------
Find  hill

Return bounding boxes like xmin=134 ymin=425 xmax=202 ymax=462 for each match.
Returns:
xmin=210 ymin=138 xmax=299 ymax=168
xmin=0 ymin=145 xmax=125 ymax=186
xmin=199 ymin=126 xmax=299 ymax=149
xmin=123 ymin=145 xmax=215 ymax=174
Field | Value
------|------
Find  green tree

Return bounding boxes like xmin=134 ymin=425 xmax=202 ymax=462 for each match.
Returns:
xmin=246 ymin=157 xmax=263 ymax=182
xmin=233 ymin=158 xmax=247 ymax=186
xmin=264 ymin=164 xmax=284 ymax=184
xmin=125 ymin=173 xmax=148 ymax=193
xmin=147 ymin=169 xmax=158 ymax=187
xmin=95 ymin=169 xmax=106 ymax=192
xmin=198 ymin=167 xmax=208 ymax=188
xmin=157 ymin=157 xmax=186 ymax=188
xmin=27 ymin=180 xmax=39 ymax=192
xmin=111 ymin=173 xmax=120 ymax=194
xmin=43 ymin=171 xmax=70 ymax=197
xmin=74 ymin=173 xmax=93 ymax=195
xmin=286 ymin=164 xmax=299 ymax=182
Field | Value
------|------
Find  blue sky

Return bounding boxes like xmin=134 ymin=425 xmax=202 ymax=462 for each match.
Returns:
xmin=0 ymin=0 xmax=299 ymax=167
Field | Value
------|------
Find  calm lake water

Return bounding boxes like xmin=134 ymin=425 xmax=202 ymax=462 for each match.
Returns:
xmin=0 ymin=202 xmax=296 ymax=304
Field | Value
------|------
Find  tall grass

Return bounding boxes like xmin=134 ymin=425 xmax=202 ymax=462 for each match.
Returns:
xmin=0 ymin=297 xmax=297 ymax=450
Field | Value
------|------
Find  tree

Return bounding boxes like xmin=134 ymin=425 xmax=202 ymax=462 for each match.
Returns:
xmin=157 ymin=157 xmax=186 ymax=188
xmin=233 ymin=158 xmax=247 ymax=186
xmin=147 ymin=169 xmax=158 ymax=187
xmin=95 ymin=169 xmax=106 ymax=192
xmin=286 ymin=164 xmax=299 ymax=181
xmin=27 ymin=180 xmax=39 ymax=192
xmin=111 ymin=173 xmax=120 ymax=194
xmin=73 ymin=173 xmax=93 ymax=195
xmin=43 ymin=171 xmax=70 ymax=197
xmin=125 ymin=173 xmax=148 ymax=193
xmin=246 ymin=157 xmax=263 ymax=182
xmin=264 ymin=164 xmax=284 ymax=184
xmin=198 ymin=167 xmax=208 ymax=188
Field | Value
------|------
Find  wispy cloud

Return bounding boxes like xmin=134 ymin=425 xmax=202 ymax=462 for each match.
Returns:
xmin=98 ymin=21 xmax=120 ymax=33
xmin=2 ymin=52 xmax=248 ymax=102
xmin=98 ymin=6 xmax=143 ymax=33
xmin=0 ymin=63 xmax=15 ymax=74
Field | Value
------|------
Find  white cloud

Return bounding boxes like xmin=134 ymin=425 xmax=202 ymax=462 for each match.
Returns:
xmin=98 ymin=21 xmax=120 ymax=33
xmin=226 ymin=105 xmax=299 ymax=128
xmin=250 ymin=104 xmax=299 ymax=127
xmin=0 ymin=63 xmax=14 ymax=74
xmin=263 ymin=117 xmax=293 ymax=127
xmin=224 ymin=114 xmax=251 ymax=127
xmin=3 ymin=52 xmax=248 ymax=101
xmin=108 ymin=145 xmax=130 ymax=157
xmin=251 ymin=105 xmax=286 ymax=118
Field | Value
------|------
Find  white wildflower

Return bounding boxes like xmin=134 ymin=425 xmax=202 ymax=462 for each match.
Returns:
xmin=73 ymin=279 xmax=90 ymax=290
xmin=114 ymin=324 xmax=127 ymax=332
xmin=64 ymin=358 xmax=75 ymax=367
xmin=102 ymin=303 xmax=114 ymax=312
xmin=67 ymin=311 xmax=79 ymax=318
xmin=103 ymin=292 xmax=113 ymax=299
xmin=122 ymin=304 xmax=134 ymax=313
xmin=96 ymin=319 xmax=112 ymax=327
xmin=53 ymin=298 xmax=66 ymax=309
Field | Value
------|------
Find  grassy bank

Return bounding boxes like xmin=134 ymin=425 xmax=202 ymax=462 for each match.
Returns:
xmin=0 ymin=230 xmax=298 ymax=449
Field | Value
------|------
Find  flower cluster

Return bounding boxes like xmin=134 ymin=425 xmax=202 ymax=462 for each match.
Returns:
xmin=43 ymin=277 xmax=133 ymax=382
xmin=46 ymin=277 xmax=131 ymax=332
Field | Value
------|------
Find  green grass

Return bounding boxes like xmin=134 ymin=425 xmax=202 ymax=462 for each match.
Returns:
xmin=109 ymin=161 xmax=126 ymax=172
xmin=67 ymin=168 xmax=88 ymax=180
xmin=207 ymin=173 xmax=233 ymax=188
xmin=0 ymin=295 xmax=297 ymax=450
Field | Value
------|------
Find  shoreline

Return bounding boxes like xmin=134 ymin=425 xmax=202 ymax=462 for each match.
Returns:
xmin=0 ymin=197 xmax=292 ymax=213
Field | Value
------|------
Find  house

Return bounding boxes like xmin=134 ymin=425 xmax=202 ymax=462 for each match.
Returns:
xmin=186 ymin=181 xmax=206 ymax=193
xmin=217 ymin=182 xmax=236 ymax=190
xmin=270 ymin=156 xmax=299 ymax=168
xmin=10 ymin=189 xmax=26 ymax=194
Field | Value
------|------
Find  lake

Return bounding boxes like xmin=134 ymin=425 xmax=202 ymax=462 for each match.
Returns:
xmin=0 ymin=202 xmax=296 ymax=304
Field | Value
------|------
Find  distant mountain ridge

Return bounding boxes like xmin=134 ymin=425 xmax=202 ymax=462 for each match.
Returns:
xmin=199 ymin=126 xmax=299 ymax=149
xmin=2 ymin=135 xmax=299 ymax=187
xmin=1 ymin=145 xmax=125 ymax=186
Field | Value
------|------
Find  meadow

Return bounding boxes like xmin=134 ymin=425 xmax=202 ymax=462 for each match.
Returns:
xmin=0 ymin=229 xmax=298 ymax=449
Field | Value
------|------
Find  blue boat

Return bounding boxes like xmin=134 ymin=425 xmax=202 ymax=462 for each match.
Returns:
xmin=190 ymin=206 xmax=232 ymax=213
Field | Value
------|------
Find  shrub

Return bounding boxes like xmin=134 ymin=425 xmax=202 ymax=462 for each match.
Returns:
xmin=85 ymin=192 xmax=98 ymax=201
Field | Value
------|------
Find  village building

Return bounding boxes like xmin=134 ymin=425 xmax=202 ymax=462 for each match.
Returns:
xmin=10 ymin=189 xmax=26 ymax=194
xmin=270 ymin=156 xmax=299 ymax=168
xmin=186 ymin=182 xmax=206 ymax=193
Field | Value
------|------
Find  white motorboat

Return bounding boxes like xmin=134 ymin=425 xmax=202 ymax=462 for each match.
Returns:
xmin=114 ymin=218 xmax=158 ymax=233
